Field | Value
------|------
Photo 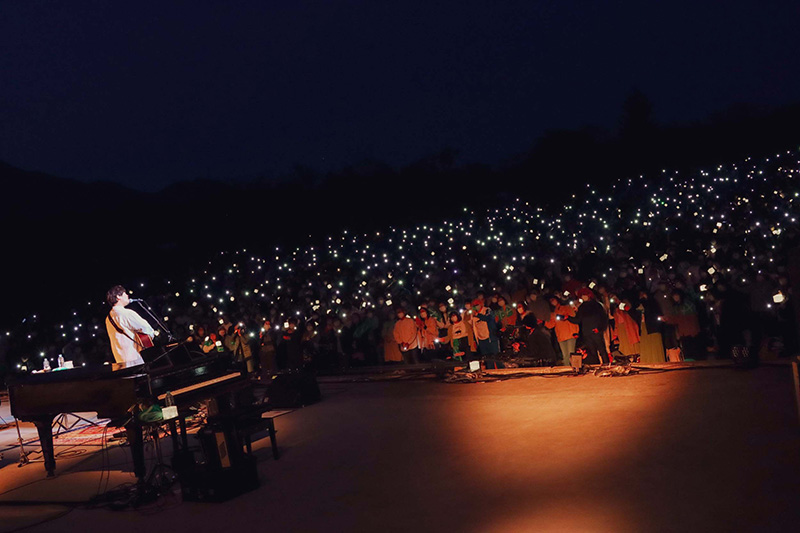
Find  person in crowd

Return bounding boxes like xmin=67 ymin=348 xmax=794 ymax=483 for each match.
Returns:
xmin=188 ymin=325 xmax=206 ymax=352
xmin=568 ymin=288 xmax=609 ymax=364
xmin=527 ymin=289 xmax=552 ymax=325
xmin=716 ymin=281 xmax=753 ymax=359
xmin=469 ymin=298 xmax=500 ymax=356
xmin=612 ymin=298 xmax=640 ymax=359
xmin=435 ymin=302 xmax=450 ymax=338
xmin=494 ymin=296 xmax=517 ymax=351
xmin=438 ymin=311 xmax=471 ymax=361
xmin=353 ymin=311 xmax=379 ymax=365
xmin=277 ymin=318 xmax=303 ymax=370
xmin=393 ymin=308 xmax=421 ymax=364
xmin=227 ymin=323 xmax=255 ymax=374
xmin=259 ymin=319 xmax=277 ymax=378
xmin=341 ymin=314 xmax=357 ymax=365
xmin=202 ymin=332 xmax=222 ymax=354
xmin=545 ymin=295 xmax=580 ymax=366
xmin=637 ymin=290 xmax=665 ymax=363
xmin=301 ymin=321 xmax=319 ymax=361
xmin=381 ymin=308 xmax=404 ymax=364
xmin=318 ymin=319 xmax=338 ymax=370
xmin=417 ymin=307 xmax=439 ymax=355
xmin=517 ymin=314 xmax=560 ymax=362
xmin=663 ymin=290 xmax=703 ymax=360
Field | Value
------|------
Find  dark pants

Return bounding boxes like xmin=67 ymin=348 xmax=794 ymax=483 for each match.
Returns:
xmin=681 ymin=336 xmax=705 ymax=360
xmin=582 ymin=332 xmax=608 ymax=365
xmin=402 ymin=347 xmax=421 ymax=365
xmin=259 ymin=348 xmax=276 ymax=379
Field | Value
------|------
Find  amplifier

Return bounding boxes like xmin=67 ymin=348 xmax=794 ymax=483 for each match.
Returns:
xmin=179 ymin=454 xmax=258 ymax=503
xmin=267 ymin=369 xmax=321 ymax=408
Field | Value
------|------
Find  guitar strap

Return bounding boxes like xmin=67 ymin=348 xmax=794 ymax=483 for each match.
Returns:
xmin=107 ymin=311 xmax=145 ymax=349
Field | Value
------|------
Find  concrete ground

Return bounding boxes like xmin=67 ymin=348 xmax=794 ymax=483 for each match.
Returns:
xmin=1 ymin=364 xmax=799 ymax=532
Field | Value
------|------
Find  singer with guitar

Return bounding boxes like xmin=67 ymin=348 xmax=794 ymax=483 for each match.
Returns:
xmin=105 ymin=285 xmax=155 ymax=367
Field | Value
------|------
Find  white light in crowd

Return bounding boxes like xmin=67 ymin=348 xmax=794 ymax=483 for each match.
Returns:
xmin=773 ymin=292 xmax=786 ymax=304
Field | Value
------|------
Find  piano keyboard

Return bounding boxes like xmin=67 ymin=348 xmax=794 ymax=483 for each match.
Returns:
xmin=157 ymin=371 xmax=242 ymax=401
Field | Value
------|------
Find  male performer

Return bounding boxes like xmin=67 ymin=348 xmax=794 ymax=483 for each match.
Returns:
xmin=105 ymin=285 xmax=155 ymax=366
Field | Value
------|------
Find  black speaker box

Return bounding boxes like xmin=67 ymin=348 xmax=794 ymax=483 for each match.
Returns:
xmin=179 ymin=454 xmax=259 ymax=503
xmin=267 ymin=370 xmax=321 ymax=407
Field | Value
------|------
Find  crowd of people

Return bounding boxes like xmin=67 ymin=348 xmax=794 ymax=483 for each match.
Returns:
xmin=4 ymin=148 xmax=800 ymax=375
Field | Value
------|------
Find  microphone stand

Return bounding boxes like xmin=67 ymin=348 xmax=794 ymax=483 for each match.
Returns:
xmin=132 ymin=299 xmax=175 ymax=342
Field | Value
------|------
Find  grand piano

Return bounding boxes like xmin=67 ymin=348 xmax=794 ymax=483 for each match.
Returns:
xmin=6 ymin=345 xmax=250 ymax=480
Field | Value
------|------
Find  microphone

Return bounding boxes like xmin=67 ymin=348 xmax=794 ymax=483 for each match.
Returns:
xmin=130 ymin=298 xmax=144 ymax=302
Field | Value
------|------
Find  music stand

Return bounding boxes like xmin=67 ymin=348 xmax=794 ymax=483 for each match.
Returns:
xmin=52 ymin=412 xmax=98 ymax=437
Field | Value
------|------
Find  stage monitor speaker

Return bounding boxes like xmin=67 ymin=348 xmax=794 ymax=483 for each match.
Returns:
xmin=267 ymin=369 xmax=321 ymax=407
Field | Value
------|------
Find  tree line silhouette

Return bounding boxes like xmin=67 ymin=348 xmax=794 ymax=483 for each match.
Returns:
xmin=1 ymin=93 xmax=799 ymax=325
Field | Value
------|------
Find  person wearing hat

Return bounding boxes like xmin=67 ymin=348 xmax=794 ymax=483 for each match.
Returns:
xmin=568 ymin=288 xmax=609 ymax=364
xmin=518 ymin=314 xmax=559 ymax=362
xmin=393 ymin=308 xmax=420 ymax=364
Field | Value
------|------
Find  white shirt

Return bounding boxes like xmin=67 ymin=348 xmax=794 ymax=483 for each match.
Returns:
xmin=106 ymin=305 xmax=155 ymax=365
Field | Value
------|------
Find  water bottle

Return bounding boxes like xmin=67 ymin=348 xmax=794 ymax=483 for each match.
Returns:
xmin=57 ymin=354 xmax=65 ymax=368
xmin=165 ymin=391 xmax=175 ymax=407
xmin=43 ymin=358 xmax=51 ymax=371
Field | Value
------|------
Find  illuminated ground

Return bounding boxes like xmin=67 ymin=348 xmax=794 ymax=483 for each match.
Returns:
xmin=2 ymin=365 xmax=799 ymax=532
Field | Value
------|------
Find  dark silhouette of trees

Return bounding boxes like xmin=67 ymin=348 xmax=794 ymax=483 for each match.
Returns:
xmin=2 ymin=97 xmax=800 ymax=324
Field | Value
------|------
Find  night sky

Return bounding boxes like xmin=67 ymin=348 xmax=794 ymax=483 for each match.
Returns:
xmin=2 ymin=0 xmax=799 ymax=191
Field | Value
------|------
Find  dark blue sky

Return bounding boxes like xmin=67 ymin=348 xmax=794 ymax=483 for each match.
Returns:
xmin=2 ymin=1 xmax=799 ymax=191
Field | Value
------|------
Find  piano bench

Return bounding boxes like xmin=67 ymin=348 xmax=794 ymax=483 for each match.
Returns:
xmin=238 ymin=415 xmax=280 ymax=460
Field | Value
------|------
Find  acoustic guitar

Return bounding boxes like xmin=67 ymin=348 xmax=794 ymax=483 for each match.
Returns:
xmin=136 ymin=332 xmax=154 ymax=349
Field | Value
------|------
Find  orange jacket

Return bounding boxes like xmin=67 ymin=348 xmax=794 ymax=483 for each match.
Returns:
xmin=418 ymin=316 xmax=439 ymax=349
xmin=393 ymin=317 xmax=420 ymax=349
xmin=545 ymin=304 xmax=580 ymax=342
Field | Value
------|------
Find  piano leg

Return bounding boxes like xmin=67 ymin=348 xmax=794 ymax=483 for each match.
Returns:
xmin=168 ymin=419 xmax=180 ymax=451
xmin=179 ymin=416 xmax=189 ymax=449
xmin=126 ymin=418 xmax=146 ymax=481
xmin=32 ymin=418 xmax=56 ymax=477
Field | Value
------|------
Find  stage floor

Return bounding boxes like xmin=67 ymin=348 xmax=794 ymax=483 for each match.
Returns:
xmin=2 ymin=364 xmax=799 ymax=532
